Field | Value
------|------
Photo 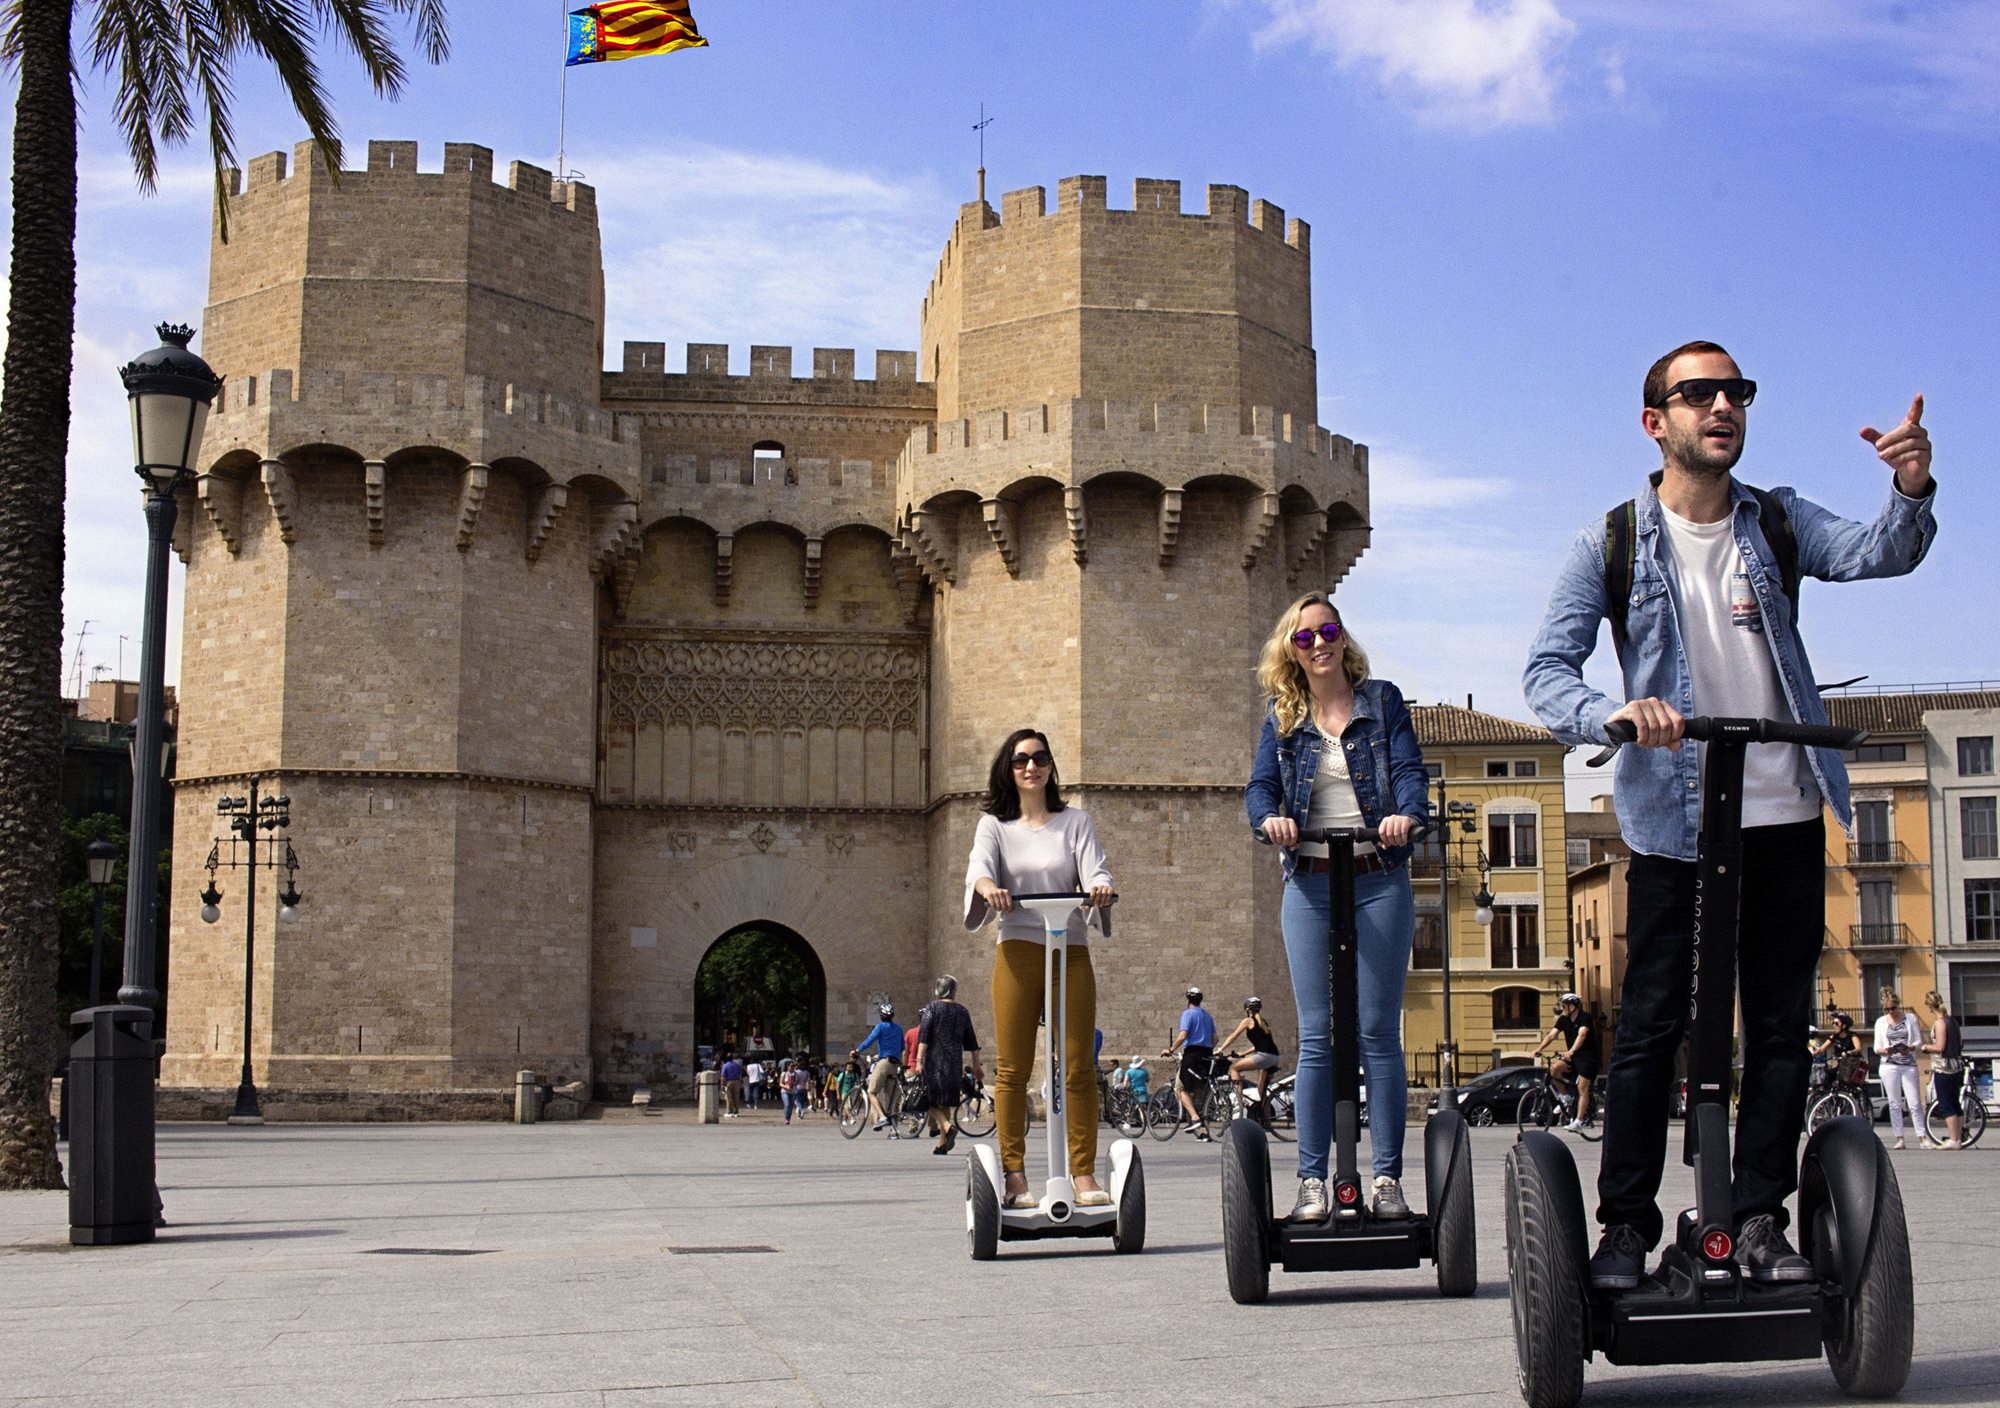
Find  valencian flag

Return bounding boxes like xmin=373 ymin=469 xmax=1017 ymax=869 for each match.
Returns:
xmin=566 ymin=1 xmax=706 ymax=66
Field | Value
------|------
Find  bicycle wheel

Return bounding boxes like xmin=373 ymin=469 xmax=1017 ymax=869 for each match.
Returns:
xmin=1517 ymin=1085 xmax=1559 ymax=1135
xmin=956 ymin=1087 xmax=996 ymax=1138
xmin=1201 ymin=1081 xmax=1235 ymax=1138
xmin=837 ymin=1085 xmax=868 ymax=1139
xmin=1147 ymin=1089 xmax=1181 ymax=1141
xmin=1807 ymin=1089 xmax=1861 ymax=1136
xmin=1925 ymin=1092 xmax=1986 ymax=1147
xmin=1576 ymin=1087 xmax=1605 ymax=1142
xmin=900 ymin=1086 xmax=929 ymax=1140
xmin=1109 ymin=1091 xmax=1147 ymax=1139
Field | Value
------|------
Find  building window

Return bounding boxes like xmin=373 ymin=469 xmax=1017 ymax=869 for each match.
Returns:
xmin=1489 ymin=811 xmax=1538 ymax=868
xmin=1953 ymin=963 xmax=2000 ymax=1031
xmin=1844 ymin=742 xmax=1906 ymax=763
xmin=1853 ymin=800 xmax=1892 ymax=862
xmin=1969 ymin=880 xmax=2000 ymax=944
xmin=1487 ymin=760 xmax=1509 ymax=778
xmin=1858 ymin=878 xmax=1895 ymax=944
xmin=1493 ymin=987 xmax=1540 ymax=1032
xmin=1491 ymin=905 xmax=1540 ymax=969
xmin=1513 ymin=760 xmax=1538 ymax=777
xmin=1423 ymin=762 xmax=1442 ymax=779
xmin=1961 ymin=736 xmax=1995 ymax=776
xmin=1566 ymin=838 xmax=1591 ymax=871
xmin=753 ymin=441 xmax=790 ymax=485
xmin=1412 ymin=912 xmax=1443 ymax=971
xmin=1963 ymin=796 xmax=1998 ymax=860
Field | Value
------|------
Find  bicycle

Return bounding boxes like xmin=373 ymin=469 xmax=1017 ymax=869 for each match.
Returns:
xmin=1804 ymin=1051 xmax=1869 ymax=1135
xmin=1145 ymin=1085 xmax=1184 ymax=1140
xmin=956 ymin=1073 xmax=996 ymax=1138
xmin=1098 ymin=1064 xmax=1150 ymax=1138
xmin=1923 ymin=1070 xmax=1988 ymax=1148
xmin=1516 ymin=1060 xmax=1603 ymax=1141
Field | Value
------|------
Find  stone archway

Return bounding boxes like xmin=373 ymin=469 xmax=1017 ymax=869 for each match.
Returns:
xmin=692 ymin=922 xmax=826 ymax=1065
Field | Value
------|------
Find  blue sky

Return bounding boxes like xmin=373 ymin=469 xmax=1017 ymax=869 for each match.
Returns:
xmin=16 ymin=0 xmax=1998 ymax=803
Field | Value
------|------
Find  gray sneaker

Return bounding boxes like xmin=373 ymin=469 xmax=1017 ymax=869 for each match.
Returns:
xmin=1287 ymin=1177 xmax=1331 ymax=1223
xmin=1371 ymin=1175 xmax=1410 ymax=1220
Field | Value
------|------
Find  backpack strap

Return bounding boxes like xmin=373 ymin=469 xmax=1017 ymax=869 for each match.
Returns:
xmin=1745 ymin=484 xmax=1801 ymax=627
xmin=1603 ymin=498 xmax=1637 ymax=663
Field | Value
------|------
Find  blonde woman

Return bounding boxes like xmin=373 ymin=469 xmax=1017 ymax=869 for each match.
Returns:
xmin=1243 ymin=593 xmax=1430 ymax=1223
xmin=1921 ymin=990 xmax=1966 ymax=1150
xmin=1873 ymin=988 xmax=1925 ymax=1149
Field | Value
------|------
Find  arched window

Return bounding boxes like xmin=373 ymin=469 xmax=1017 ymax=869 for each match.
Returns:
xmin=1493 ymin=987 xmax=1540 ymax=1033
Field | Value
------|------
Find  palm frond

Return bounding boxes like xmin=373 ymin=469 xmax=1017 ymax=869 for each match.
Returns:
xmin=310 ymin=0 xmax=408 ymax=98
xmin=87 ymin=0 xmax=184 ymax=193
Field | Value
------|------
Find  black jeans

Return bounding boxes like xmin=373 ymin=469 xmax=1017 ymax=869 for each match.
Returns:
xmin=1597 ymin=816 xmax=1825 ymax=1248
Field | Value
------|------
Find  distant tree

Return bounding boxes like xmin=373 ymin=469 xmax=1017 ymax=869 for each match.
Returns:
xmin=0 ymin=1 xmax=448 ymax=1191
xmin=695 ymin=931 xmax=812 ymax=1055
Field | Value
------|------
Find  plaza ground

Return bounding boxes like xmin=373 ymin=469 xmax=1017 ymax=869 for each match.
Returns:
xmin=2 ymin=1110 xmax=1996 ymax=1407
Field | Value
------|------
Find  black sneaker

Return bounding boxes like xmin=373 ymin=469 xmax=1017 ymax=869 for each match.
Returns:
xmin=1734 ymin=1214 xmax=1815 ymax=1283
xmin=1589 ymin=1224 xmax=1646 ymax=1291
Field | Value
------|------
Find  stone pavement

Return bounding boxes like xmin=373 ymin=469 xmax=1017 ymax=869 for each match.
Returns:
xmin=3 ymin=1112 xmax=1997 ymax=1407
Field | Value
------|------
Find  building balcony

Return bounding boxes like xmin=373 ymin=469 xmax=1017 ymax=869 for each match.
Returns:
xmin=1845 ymin=840 xmax=1914 ymax=867
xmin=1848 ymin=922 xmax=1915 ymax=951
xmin=1407 ymin=857 xmax=1443 ymax=880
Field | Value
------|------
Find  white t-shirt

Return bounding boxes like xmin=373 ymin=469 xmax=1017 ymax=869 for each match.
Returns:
xmin=1874 ymin=1012 xmax=1921 ymax=1067
xmin=1659 ymin=506 xmax=1819 ymax=828
xmin=962 ymin=808 xmax=1114 ymax=945
xmin=1297 ymin=725 xmax=1375 ymax=859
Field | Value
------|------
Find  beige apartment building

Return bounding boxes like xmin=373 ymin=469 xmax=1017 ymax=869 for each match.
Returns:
xmin=1925 ymin=702 xmax=2000 ymax=1060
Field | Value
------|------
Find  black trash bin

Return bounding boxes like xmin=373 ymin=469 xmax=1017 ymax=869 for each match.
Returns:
xmin=68 ymin=1004 xmax=157 ymax=1246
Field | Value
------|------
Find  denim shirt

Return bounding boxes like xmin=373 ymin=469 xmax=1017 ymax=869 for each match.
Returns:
xmin=1243 ymin=677 xmax=1434 ymax=881
xmin=1523 ymin=473 xmax=1937 ymax=860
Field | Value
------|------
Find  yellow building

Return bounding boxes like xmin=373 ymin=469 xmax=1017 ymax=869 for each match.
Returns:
xmin=1406 ymin=705 xmax=1572 ymax=1084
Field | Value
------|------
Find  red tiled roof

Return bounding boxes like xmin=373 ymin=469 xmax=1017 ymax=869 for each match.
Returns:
xmin=1821 ymin=690 xmax=2000 ymax=735
xmin=1412 ymin=704 xmax=1559 ymax=747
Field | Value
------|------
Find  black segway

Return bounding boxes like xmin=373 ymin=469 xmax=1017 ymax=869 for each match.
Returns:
xmin=1220 ymin=825 xmax=1477 ymax=1302
xmin=1505 ymin=716 xmax=1914 ymax=1408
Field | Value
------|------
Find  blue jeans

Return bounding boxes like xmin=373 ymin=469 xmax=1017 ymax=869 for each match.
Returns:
xmin=1281 ymin=867 xmax=1415 ymax=1181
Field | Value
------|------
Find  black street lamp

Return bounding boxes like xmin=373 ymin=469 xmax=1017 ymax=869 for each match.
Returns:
xmin=1429 ymin=780 xmax=1494 ymax=1097
xmin=201 ymin=780 xmax=303 ymax=1124
xmin=84 ymin=838 xmax=119 ymax=1005
xmin=70 ymin=323 xmax=221 ymax=1247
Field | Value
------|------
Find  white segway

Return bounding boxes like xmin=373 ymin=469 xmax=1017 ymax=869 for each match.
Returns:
xmin=968 ymin=892 xmax=1145 ymax=1259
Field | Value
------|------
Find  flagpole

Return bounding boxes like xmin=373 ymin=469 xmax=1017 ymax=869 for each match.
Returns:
xmin=558 ymin=3 xmax=569 ymax=181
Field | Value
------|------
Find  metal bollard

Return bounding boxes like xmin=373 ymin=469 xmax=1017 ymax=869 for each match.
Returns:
xmin=515 ymin=1069 xmax=541 ymax=1124
xmin=696 ymin=1069 xmax=721 ymax=1124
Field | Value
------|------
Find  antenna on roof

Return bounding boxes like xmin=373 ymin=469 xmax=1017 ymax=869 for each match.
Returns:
xmin=973 ymin=102 xmax=994 ymax=204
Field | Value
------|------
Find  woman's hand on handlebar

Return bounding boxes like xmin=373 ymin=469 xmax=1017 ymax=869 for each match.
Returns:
xmin=976 ymin=878 xmax=1013 ymax=915
xmin=1261 ymin=815 xmax=1298 ymax=849
xmin=1607 ymin=697 xmax=1685 ymax=751
xmin=1377 ymin=814 xmax=1417 ymax=847
xmin=1088 ymin=883 xmax=1114 ymax=910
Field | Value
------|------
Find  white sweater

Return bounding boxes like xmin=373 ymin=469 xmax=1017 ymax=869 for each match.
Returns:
xmin=962 ymin=808 xmax=1114 ymax=944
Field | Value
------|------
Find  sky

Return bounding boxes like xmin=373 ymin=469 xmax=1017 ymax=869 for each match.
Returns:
xmin=12 ymin=0 xmax=1998 ymax=806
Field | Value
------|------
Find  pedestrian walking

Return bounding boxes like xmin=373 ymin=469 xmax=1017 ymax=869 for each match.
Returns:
xmin=916 ymin=975 xmax=984 ymax=1155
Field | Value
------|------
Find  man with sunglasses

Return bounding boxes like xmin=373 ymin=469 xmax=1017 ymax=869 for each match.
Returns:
xmin=1524 ymin=340 xmax=1937 ymax=1292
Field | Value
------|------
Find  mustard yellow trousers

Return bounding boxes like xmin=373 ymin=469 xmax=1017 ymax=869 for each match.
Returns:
xmin=991 ymin=939 xmax=1098 ymax=1178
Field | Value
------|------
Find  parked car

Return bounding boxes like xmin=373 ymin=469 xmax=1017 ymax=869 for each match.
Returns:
xmin=1424 ymin=1064 xmax=1543 ymax=1126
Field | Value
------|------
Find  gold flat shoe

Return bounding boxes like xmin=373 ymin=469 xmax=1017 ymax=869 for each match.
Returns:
xmin=1003 ymin=1189 xmax=1039 ymax=1210
xmin=1075 ymin=1188 xmax=1112 ymax=1207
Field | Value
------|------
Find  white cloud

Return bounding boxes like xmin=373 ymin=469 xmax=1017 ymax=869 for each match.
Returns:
xmin=1245 ymin=0 xmax=1576 ymax=128
xmin=1364 ymin=443 xmax=1515 ymax=511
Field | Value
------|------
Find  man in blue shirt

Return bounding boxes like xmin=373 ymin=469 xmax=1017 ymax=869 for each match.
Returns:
xmin=1525 ymin=340 xmax=1936 ymax=1291
xmin=719 ymin=1053 xmax=745 ymax=1118
xmin=852 ymin=1004 xmax=905 ymax=1135
xmin=1161 ymin=987 xmax=1217 ymax=1142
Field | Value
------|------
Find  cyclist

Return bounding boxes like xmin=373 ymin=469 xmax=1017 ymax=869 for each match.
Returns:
xmin=1531 ymin=993 xmax=1602 ymax=1130
xmin=1216 ymin=996 xmax=1283 ymax=1123
xmin=852 ymin=1003 xmax=905 ymax=1135
xmin=1162 ymin=987 xmax=1217 ymax=1143
xmin=1524 ymin=338 xmax=1936 ymax=1289
xmin=1808 ymin=1011 xmax=1859 ymax=1095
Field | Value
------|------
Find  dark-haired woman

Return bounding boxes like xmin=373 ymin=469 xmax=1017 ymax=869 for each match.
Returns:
xmin=1245 ymin=593 xmax=1429 ymax=1224
xmin=964 ymin=728 xmax=1115 ymax=1209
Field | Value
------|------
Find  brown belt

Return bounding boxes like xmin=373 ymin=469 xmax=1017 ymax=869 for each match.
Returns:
xmin=1298 ymin=851 xmax=1387 ymax=876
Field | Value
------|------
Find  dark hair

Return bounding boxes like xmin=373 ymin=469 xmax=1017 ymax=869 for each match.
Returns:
xmin=1643 ymin=339 xmax=1734 ymax=408
xmin=981 ymin=728 xmax=1065 ymax=821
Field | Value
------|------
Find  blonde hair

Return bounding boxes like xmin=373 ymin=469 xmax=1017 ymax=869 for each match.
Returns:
xmin=1924 ymin=989 xmax=1947 ymax=1015
xmin=1879 ymin=986 xmax=1902 ymax=1009
xmin=1256 ymin=592 xmax=1371 ymax=736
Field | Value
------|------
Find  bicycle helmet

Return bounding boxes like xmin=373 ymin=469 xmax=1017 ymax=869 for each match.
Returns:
xmin=878 ymin=1002 xmax=894 ymax=1019
xmin=1243 ymin=996 xmax=1262 ymax=1013
xmin=1186 ymin=986 xmax=1204 ymax=1003
xmin=1559 ymin=992 xmax=1581 ymax=1006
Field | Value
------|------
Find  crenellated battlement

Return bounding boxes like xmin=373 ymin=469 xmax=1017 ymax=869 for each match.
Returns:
xmin=604 ymin=342 xmax=930 ymax=412
xmin=225 ymin=138 xmax=596 ymax=217
xmin=211 ymin=368 xmax=632 ymax=443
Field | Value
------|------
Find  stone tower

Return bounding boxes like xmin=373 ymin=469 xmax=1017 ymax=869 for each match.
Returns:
xmin=162 ymin=141 xmax=638 ymax=1107
xmin=908 ymin=178 xmax=1368 ymax=1056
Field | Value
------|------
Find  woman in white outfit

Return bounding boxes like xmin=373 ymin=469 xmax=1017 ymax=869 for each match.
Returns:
xmin=1873 ymin=987 xmax=1926 ymax=1150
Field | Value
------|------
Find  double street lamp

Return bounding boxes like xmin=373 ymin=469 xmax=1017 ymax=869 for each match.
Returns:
xmin=199 ymin=782 xmax=304 ymax=1124
xmin=70 ymin=324 xmax=221 ymax=1246
xmin=1430 ymin=780 xmax=1495 ymax=1096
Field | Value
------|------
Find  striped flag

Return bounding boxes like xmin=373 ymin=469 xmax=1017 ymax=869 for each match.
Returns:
xmin=566 ymin=2 xmax=707 ymax=66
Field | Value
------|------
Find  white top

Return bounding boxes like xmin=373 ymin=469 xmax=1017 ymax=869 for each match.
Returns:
xmin=1659 ymin=506 xmax=1819 ymax=828
xmin=963 ymin=808 xmax=1114 ymax=945
xmin=745 ymin=1062 xmax=764 ymax=1084
xmin=1874 ymin=1011 xmax=1921 ymax=1067
xmin=1297 ymin=725 xmax=1375 ymax=860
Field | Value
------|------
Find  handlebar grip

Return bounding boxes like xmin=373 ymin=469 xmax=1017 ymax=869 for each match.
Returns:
xmin=1588 ymin=714 xmax=1869 ymax=768
xmin=1297 ymin=824 xmax=1429 ymax=845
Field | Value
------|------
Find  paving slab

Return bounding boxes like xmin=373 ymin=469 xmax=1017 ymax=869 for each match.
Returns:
xmin=1 ymin=1117 xmax=1993 ymax=1406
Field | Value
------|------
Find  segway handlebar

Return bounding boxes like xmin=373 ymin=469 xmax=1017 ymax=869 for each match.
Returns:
xmin=1297 ymin=824 xmax=1430 ymax=846
xmin=1011 ymin=892 xmax=1117 ymax=906
xmin=1586 ymin=715 xmax=1869 ymax=769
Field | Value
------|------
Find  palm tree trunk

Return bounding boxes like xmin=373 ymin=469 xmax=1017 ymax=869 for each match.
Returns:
xmin=0 ymin=0 xmax=78 ymax=1191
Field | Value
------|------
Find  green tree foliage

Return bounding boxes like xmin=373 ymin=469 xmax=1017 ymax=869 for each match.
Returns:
xmin=50 ymin=813 xmax=171 ymax=1041
xmin=695 ymin=930 xmax=813 ymax=1053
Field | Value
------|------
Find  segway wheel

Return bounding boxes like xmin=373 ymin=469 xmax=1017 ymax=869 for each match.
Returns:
xmin=1431 ymin=1115 xmax=1477 ymax=1298
xmin=967 ymin=1158 xmax=999 ymax=1262
xmin=1220 ymin=1118 xmax=1272 ymax=1304
xmin=1504 ymin=1141 xmax=1586 ymax=1408
xmin=1113 ymin=1150 xmax=1146 ymax=1254
xmin=1823 ymin=1140 xmax=1913 ymax=1397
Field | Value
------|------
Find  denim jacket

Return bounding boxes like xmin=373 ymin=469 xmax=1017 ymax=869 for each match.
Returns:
xmin=1523 ymin=472 xmax=1937 ymax=860
xmin=1243 ymin=677 xmax=1434 ymax=881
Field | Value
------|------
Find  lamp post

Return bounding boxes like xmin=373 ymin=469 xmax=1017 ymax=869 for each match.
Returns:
xmin=200 ymin=780 xmax=303 ymax=1124
xmin=1430 ymin=779 xmax=1494 ymax=1096
xmin=84 ymin=837 xmax=119 ymax=1004
xmin=70 ymin=324 xmax=221 ymax=1246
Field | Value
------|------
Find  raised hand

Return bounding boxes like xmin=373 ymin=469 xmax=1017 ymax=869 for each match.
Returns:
xmin=1860 ymin=394 xmax=1932 ymax=495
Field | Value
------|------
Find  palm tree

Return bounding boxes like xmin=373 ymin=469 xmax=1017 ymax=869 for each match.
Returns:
xmin=0 ymin=2 xmax=449 ymax=1191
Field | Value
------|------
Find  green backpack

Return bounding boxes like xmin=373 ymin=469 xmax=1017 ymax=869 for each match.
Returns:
xmin=1603 ymin=485 xmax=1799 ymax=664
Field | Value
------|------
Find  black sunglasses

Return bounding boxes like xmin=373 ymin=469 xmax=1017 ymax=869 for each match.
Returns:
xmin=1653 ymin=377 xmax=1757 ymax=410
xmin=1290 ymin=621 xmax=1344 ymax=650
xmin=1010 ymin=750 xmax=1053 ymax=770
